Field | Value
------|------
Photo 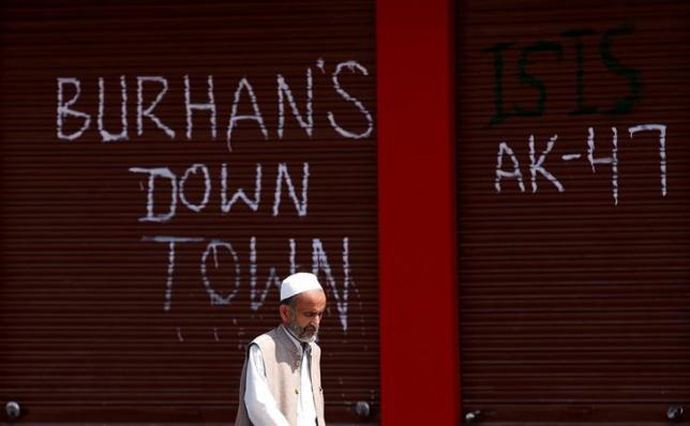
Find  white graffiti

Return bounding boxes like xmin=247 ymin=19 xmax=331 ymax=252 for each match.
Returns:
xmin=273 ymin=163 xmax=309 ymax=217
xmin=226 ymin=77 xmax=268 ymax=152
xmin=129 ymin=162 xmax=310 ymax=221
xmin=529 ymin=134 xmax=563 ymax=193
xmin=327 ymin=61 xmax=374 ymax=139
xmin=137 ymin=76 xmax=175 ymax=138
xmin=495 ymin=124 xmax=668 ymax=204
xmin=144 ymin=236 xmax=353 ymax=331
xmin=128 ymin=167 xmax=178 ymax=222
xmin=277 ymin=69 xmax=314 ymax=139
xmin=587 ymin=126 xmax=619 ymax=204
xmin=185 ymin=75 xmax=217 ymax=140
xmin=56 ymin=78 xmax=91 ymax=141
xmin=629 ymin=124 xmax=667 ymax=196
xmin=56 ymin=58 xmax=374 ymax=149
xmin=221 ymin=163 xmax=262 ymax=213
xmin=98 ymin=76 xmax=128 ymax=142
xmin=495 ymin=141 xmax=525 ymax=193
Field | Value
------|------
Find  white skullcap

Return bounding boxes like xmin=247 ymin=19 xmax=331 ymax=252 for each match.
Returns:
xmin=280 ymin=272 xmax=323 ymax=301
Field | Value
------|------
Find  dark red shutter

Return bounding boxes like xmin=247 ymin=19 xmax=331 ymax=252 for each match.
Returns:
xmin=456 ymin=0 xmax=690 ymax=423
xmin=0 ymin=1 xmax=379 ymax=423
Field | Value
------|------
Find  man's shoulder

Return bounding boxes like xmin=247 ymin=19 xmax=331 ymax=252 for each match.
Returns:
xmin=249 ymin=327 xmax=281 ymax=349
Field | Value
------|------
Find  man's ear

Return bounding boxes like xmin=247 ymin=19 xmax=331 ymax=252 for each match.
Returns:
xmin=279 ymin=304 xmax=291 ymax=324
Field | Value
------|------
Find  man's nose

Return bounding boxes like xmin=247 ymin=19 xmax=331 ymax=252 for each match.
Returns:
xmin=311 ymin=315 xmax=321 ymax=326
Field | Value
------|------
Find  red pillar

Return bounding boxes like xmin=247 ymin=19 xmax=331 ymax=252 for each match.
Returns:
xmin=377 ymin=0 xmax=460 ymax=424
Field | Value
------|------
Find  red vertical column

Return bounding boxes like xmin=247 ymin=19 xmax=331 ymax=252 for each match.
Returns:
xmin=377 ymin=1 xmax=460 ymax=425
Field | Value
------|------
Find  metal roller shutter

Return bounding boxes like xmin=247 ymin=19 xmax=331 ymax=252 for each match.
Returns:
xmin=0 ymin=0 xmax=379 ymax=423
xmin=456 ymin=0 xmax=690 ymax=423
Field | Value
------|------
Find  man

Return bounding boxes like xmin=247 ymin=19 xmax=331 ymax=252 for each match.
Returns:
xmin=235 ymin=272 xmax=327 ymax=426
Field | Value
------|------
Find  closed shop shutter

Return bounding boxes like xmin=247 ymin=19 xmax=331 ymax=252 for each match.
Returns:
xmin=0 ymin=0 xmax=379 ymax=423
xmin=456 ymin=0 xmax=690 ymax=423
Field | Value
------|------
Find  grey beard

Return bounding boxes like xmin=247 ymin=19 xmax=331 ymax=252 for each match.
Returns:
xmin=286 ymin=319 xmax=317 ymax=343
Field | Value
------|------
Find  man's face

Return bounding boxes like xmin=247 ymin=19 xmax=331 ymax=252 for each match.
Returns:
xmin=281 ymin=290 xmax=327 ymax=343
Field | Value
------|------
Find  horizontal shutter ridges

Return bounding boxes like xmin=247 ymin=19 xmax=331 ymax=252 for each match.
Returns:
xmin=0 ymin=0 xmax=379 ymax=423
xmin=457 ymin=0 xmax=690 ymax=423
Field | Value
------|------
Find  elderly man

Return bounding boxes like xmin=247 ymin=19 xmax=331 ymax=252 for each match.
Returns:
xmin=235 ymin=272 xmax=327 ymax=426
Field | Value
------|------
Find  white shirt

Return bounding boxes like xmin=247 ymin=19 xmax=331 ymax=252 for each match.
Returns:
xmin=244 ymin=326 xmax=318 ymax=426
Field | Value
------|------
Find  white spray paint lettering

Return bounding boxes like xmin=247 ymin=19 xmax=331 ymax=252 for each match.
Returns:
xmin=587 ymin=127 xmax=619 ymax=204
xmin=529 ymin=134 xmax=563 ymax=193
xmin=327 ymin=61 xmax=374 ymax=139
xmin=221 ymin=163 xmax=262 ymax=213
xmin=129 ymin=163 xmax=309 ymax=221
xmin=495 ymin=124 xmax=668 ymax=203
xmin=629 ymin=124 xmax=667 ymax=196
xmin=249 ymin=237 xmax=281 ymax=311
xmin=98 ymin=76 xmax=128 ymax=142
xmin=495 ymin=142 xmax=525 ymax=193
xmin=144 ymin=236 xmax=353 ymax=331
xmin=142 ymin=236 xmax=203 ymax=312
xmin=137 ymin=76 xmax=175 ymax=138
xmin=201 ymin=240 xmax=241 ymax=306
xmin=185 ymin=75 xmax=217 ymax=140
xmin=273 ymin=163 xmax=309 ymax=217
xmin=179 ymin=163 xmax=211 ymax=213
xmin=129 ymin=167 xmax=178 ymax=222
xmin=56 ymin=60 xmax=374 ymax=149
xmin=57 ymin=78 xmax=91 ymax=141
xmin=312 ymin=238 xmax=351 ymax=331
xmin=277 ymin=69 xmax=313 ymax=138
xmin=226 ymin=77 xmax=268 ymax=152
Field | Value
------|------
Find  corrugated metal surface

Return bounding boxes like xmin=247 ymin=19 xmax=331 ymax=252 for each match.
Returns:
xmin=456 ymin=0 xmax=690 ymax=423
xmin=0 ymin=1 xmax=379 ymax=423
